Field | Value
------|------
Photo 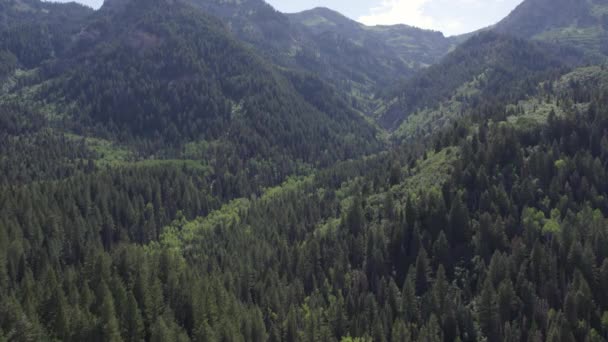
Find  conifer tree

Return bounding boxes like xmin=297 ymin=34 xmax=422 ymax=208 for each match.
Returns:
xmin=99 ymin=284 xmax=123 ymax=342
xmin=125 ymin=292 xmax=145 ymax=342
xmin=478 ymin=279 xmax=500 ymax=342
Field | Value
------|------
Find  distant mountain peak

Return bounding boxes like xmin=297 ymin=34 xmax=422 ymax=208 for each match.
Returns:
xmin=303 ymin=6 xmax=350 ymax=18
xmin=101 ymin=0 xmax=178 ymax=11
xmin=291 ymin=6 xmax=361 ymax=32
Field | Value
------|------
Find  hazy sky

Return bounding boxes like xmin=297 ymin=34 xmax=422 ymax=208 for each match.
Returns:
xmin=50 ymin=0 xmax=524 ymax=36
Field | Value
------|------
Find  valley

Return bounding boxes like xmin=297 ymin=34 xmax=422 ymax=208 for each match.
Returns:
xmin=1 ymin=0 xmax=608 ymax=341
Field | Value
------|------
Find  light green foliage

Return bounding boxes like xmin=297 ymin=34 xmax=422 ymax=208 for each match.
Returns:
xmin=555 ymin=65 xmax=608 ymax=92
xmin=161 ymin=176 xmax=312 ymax=251
xmin=65 ymin=134 xmax=133 ymax=166
xmin=398 ymin=147 xmax=460 ymax=195
xmin=393 ymin=101 xmax=464 ymax=141
xmin=554 ymin=159 xmax=567 ymax=170
xmin=161 ymin=198 xmax=250 ymax=251
xmin=261 ymin=176 xmax=312 ymax=203
xmin=504 ymin=66 xmax=608 ymax=129
xmin=523 ymin=207 xmax=547 ymax=232
xmin=522 ymin=207 xmax=562 ymax=234
xmin=506 ymin=98 xmax=564 ymax=129
xmin=392 ymin=75 xmax=484 ymax=141
xmin=543 ymin=209 xmax=561 ymax=234
xmin=534 ymin=25 xmax=605 ymax=54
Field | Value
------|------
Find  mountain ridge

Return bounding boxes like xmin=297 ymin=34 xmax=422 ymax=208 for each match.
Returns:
xmin=2 ymin=0 xmax=608 ymax=341
xmin=378 ymin=31 xmax=584 ymax=130
xmin=494 ymin=0 xmax=608 ymax=56
xmin=33 ymin=0 xmax=382 ymax=168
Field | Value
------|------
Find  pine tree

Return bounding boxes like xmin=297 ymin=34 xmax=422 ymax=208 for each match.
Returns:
xmin=125 ymin=292 xmax=144 ymax=342
xmin=478 ymin=279 xmax=500 ymax=341
xmin=250 ymin=308 xmax=267 ymax=342
xmin=194 ymin=320 xmax=217 ymax=342
xmin=601 ymin=311 xmax=608 ymax=339
xmin=415 ymin=248 xmax=431 ymax=296
xmin=285 ymin=307 xmax=299 ymax=342
xmin=546 ymin=311 xmax=575 ymax=342
xmin=402 ymin=268 xmax=418 ymax=323
xmin=49 ymin=288 xmax=71 ymax=341
xmin=431 ymin=265 xmax=449 ymax=315
xmin=417 ymin=314 xmax=442 ymax=342
xmin=497 ymin=279 xmax=518 ymax=325
xmin=448 ymin=195 xmax=471 ymax=245
xmin=346 ymin=196 xmax=364 ymax=236
xmin=600 ymin=259 xmax=608 ymax=308
xmin=99 ymin=283 xmax=123 ymax=342
xmin=0 ymin=227 xmax=8 ymax=292
xmin=432 ymin=232 xmax=450 ymax=274
xmin=391 ymin=319 xmax=411 ymax=342
xmin=150 ymin=317 xmax=171 ymax=342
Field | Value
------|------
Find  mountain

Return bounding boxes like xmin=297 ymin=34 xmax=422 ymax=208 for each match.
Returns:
xmin=186 ymin=1 xmax=454 ymax=113
xmin=36 ymin=0 xmax=380 ymax=167
xmin=378 ymin=31 xmax=583 ymax=130
xmin=289 ymin=7 xmax=453 ymax=69
xmin=3 ymin=0 xmax=608 ymax=341
xmin=0 ymin=0 xmax=93 ymax=71
xmin=494 ymin=0 xmax=608 ymax=56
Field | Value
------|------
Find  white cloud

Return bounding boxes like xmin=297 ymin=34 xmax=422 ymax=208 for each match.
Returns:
xmin=358 ymin=0 xmax=437 ymax=29
xmin=357 ymin=0 xmax=501 ymax=35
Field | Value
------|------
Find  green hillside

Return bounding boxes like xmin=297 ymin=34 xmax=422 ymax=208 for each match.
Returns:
xmin=0 ymin=0 xmax=93 ymax=71
xmin=495 ymin=0 xmax=608 ymax=57
xmin=36 ymin=0 xmax=381 ymax=165
xmin=378 ymin=31 xmax=584 ymax=130
xmin=291 ymin=7 xmax=452 ymax=69
xmin=1 ymin=0 xmax=608 ymax=341
xmin=187 ymin=2 xmax=454 ymax=113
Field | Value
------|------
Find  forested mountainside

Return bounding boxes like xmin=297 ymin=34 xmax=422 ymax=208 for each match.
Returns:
xmin=38 ymin=0 xmax=381 ymax=169
xmin=188 ymin=0 xmax=453 ymax=113
xmin=494 ymin=0 xmax=608 ymax=57
xmin=377 ymin=31 xmax=585 ymax=131
xmin=288 ymin=7 xmax=453 ymax=69
xmin=2 ymin=0 xmax=608 ymax=341
xmin=0 ymin=0 xmax=92 ymax=75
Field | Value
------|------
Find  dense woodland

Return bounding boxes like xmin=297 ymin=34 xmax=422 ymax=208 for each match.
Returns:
xmin=1 ymin=0 xmax=608 ymax=341
xmin=378 ymin=32 xmax=584 ymax=130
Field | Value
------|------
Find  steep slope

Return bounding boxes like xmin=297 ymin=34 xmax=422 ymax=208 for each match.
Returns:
xmin=290 ymin=7 xmax=452 ymax=69
xmin=2 ymin=0 xmax=608 ymax=341
xmin=38 ymin=0 xmax=380 ymax=166
xmin=494 ymin=0 xmax=608 ymax=56
xmin=0 ymin=0 xmax=93 ymax=71
xmin=186 ymin=1 xmax=453 ymax=113
xmin=378 ymin=31 xmax=582 ymax=130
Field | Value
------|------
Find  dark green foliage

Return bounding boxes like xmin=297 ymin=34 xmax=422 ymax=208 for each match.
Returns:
xmin=1 ymin=0 xmax=608 ymax=341
xmin=0 ymin=0 xmax=93 ymax=68
xmin=190 ymin=1 xmax=453 ymax=113
xmin=42 ymin=0 xmax=380 ymax=166
xmin=379 ymin=31 xmax=581 ymax=130
xmin=0 ymin=50 xmax=16 ymax=77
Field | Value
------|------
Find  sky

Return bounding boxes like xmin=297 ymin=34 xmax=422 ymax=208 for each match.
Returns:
xmin=50 ymin=0 xmax=524 ymax=36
